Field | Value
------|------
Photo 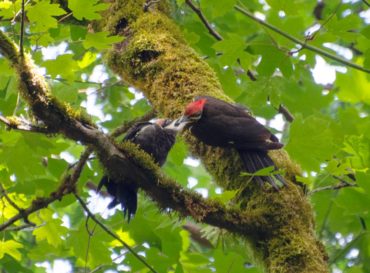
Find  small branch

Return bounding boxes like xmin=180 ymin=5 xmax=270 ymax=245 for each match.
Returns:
xmin=234 ymin=5 xmax=370 ymax=74
xmin=58 ymin=12 xmax=73 ymax=23
xmin=329 ymin=231 xmax=370 ymax=264
xmin=74 ymin=193 xmax=158 ymax=273
xmin=183 ymin=223 xmax=213 ymax=248
xmin=278 ymin=104 xmax=294 ymax=122
xmin=0 ymin=115 xmax=51 ymax=134
xmin=143 ymin=0 xmax=161 ymax=12
xmin=362 ymin=0 xmax=370 ymax=7
xmin=0 ymin=183 xmax=23 ymax=212
xmin=185 ymin=0 xmax=223 ymax=41
xmin=2 ymin=223 xmax=37 ymax=231
xmin=19 ymin=0 xmax=25 ymax=56
xmin=186 ymin=1 xmax=258 ymax=81
xmin=309 ymin=177 xmax=357 ymax=195
xmin=0 ymin=149 xmax=90 ymax=231
xmin=0 ymin=29 xmax=267 ymax=241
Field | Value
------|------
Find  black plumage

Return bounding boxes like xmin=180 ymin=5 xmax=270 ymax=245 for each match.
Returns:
xmin=98 ymin=120 xmax=176 ymax=221
xmin=175 ymin=96 xmax=285 ymax=189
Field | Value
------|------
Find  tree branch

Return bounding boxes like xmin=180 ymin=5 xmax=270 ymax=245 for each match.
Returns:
xmin=0 ymin=148 xmax=90 ymax=231
xmin=0 ymin=29 xmax=263 ymax=238
xmin=185 ymin=0 xmax=223 ymax=41
xmin=310 ymin=176 xmax=357 ymax=195
xmin=234 ymin=5 xmax=370 ymax=74
xmin=0 ymin=115 xmax=51 ymax=133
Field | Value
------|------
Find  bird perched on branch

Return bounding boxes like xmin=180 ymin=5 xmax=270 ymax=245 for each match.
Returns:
xmin=170 ymin=96 xmax=286 ymax=189
xmin=98 ymin=119 xmax=177 ymax=222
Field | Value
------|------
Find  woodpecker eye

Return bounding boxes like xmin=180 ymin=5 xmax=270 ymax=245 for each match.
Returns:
xmin=189 ymin=113 xmax=202 ymax=121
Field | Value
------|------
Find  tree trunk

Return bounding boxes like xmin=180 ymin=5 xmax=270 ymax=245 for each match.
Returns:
xmin=102 ymin=1 xmax=329 ymax=272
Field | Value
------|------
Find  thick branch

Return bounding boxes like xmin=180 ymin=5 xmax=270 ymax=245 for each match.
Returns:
xmin=102 ymin=1 xmax=329 ymax=272
xmin=0 ymin=29 xmax=262 ymax=237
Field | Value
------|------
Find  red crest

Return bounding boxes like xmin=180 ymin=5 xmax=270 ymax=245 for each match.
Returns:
xmin=184 ymin=98 xmax=207 ymax=116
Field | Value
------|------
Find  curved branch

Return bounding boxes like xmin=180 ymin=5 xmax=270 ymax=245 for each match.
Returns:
xmin=234 ymin=5 xmax=370 ymax=74
xmin=0 ymin=29 xmax=262 ymax=237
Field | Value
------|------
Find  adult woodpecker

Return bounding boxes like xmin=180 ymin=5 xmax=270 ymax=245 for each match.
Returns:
xmin=172 ymin=96 xmax=286 ymax=189
xmin=98 ymin=119 xmax=177 ymax=221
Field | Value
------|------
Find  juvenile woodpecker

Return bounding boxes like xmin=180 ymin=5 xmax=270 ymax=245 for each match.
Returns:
xmin=98 ymin=119 xmax=177 ymax=221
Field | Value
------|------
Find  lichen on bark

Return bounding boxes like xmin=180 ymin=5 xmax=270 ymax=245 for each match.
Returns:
xmin=102 ymin=1 xmax=329 ymax=272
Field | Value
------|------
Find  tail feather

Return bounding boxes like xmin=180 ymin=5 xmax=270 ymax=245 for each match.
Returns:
xmin=238 ymin=150 xmax=286 ymax=189
xmin=98 ymin=176 xmax=138 ymax=222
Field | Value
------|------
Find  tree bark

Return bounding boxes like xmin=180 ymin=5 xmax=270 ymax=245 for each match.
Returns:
xmin=102 ymin=1 xmax=329 ymax=272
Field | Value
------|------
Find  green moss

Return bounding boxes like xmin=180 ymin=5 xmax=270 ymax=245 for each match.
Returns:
xmin=102 ymin=1 xmax=329 ymax=272
xmin=5 ymin=116 xmax=21 ymax=127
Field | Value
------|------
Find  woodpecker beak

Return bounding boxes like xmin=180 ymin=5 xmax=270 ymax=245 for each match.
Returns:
xmin=165 ymin=116 xmax=189 ymax=132
xmin=174 ymin=115 xmax=189 ymax=126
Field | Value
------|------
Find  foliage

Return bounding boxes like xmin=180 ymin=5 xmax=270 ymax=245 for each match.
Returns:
xmin=0 ymin=0 xmax=369 ymax=272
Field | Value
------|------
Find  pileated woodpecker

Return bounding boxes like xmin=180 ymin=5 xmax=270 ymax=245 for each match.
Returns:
xmin=172 ymin=96 xmax=286 ymax=189
xmin=98 ymin=119 xmax=177 ymax=221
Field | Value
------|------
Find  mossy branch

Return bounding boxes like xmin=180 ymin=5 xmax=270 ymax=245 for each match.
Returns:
xmin=0 ymin=29 xmax=264 ymax=238
xmin=102 ymin=1 xmax=329 ymax=272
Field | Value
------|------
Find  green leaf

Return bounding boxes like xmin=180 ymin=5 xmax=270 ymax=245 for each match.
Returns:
xmin=0 ymin=240 xmax=23 ymax=261
xmin=68 ymin=0 xmax=109 ymax=21
xmin=336 ymin=69 xmax=370 ymax=105
xmin=286 ymin=114 xmax=338 ymax=171
xmin=43 ymin=54 xmax=79 ymax=82
xmin=27 ymin=1 xmax=66 ymax=32
xmin=213 ymin=34 xmax=253 ymax=67
xmin=0 ymin=0 xmax=19 ymax=20
xmin=83 ymin=31 xmax=124 ymax=50
xmin=342 ymin=135 xmax=369 ymax=170
xmin=33 ymin=218 xmax=68 ymax=248
xmin=202 ymin=0 xmax=235 ymax=17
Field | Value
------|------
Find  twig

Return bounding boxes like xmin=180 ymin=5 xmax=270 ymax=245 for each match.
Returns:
xmin=0 ymin=183 xmax=35 ymax=226
xmin=2 ymin=223 xmax=37 ymax=231
xmin=309 ymin=177 xmax=357 ymax=195
xmin=185 ymin=0 xmax=223 ymax=41
xmin=362 ymin=0 xmax=370 ymax=7
xmin=329 ymin=231 xmax=369 ymax=264
xmin=186 ymin=1 xmax=258 ymax=81
xmin=234 ymin=5 xmax=370 ymax=74
xmin=19 ymin=0 xmax=25 ymax=56
xmin=278 ymin=104 xmax=294 ymax=122
xmin=143 ymin=0 xmax=161 ymax=12
xmin=0 ymin=184 xmax=23 ymax=212
xmin=0 ymin=149 xmax=90 ymax=231
xmin=58 ymin=12 xmax=73 ymax=23
xmin=11 ymin=0 xmax=31 ymax=23
xmin=0 ymin=115 xmax=51 ymax=134
xmin=74 ymin=193 xmax=159 ymax=273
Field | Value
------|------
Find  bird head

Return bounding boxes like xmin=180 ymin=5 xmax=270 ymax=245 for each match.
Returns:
xmin=173 ymin=98 xmax=207 ymax=129
xmin=155 ymin=118 xmax=173 ymax=128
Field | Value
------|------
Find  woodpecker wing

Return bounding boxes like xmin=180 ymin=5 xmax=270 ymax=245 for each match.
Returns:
xmin=192 ymin=98 xmax=282 ymax=150
xmin=98 ymin=121 xmax=176 ymax=222
xmin=124 ymin=122 xmax=153 ymax=141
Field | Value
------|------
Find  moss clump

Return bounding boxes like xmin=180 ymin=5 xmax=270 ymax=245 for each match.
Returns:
xmin=5 ymin=116 xmax=22 ymax=128
xmin=102 ymin=1 xmax=329 ymax=272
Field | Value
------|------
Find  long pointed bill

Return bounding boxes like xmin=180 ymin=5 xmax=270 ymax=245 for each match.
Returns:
xmin=165 ymin=116 xmax=189 ymax=131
